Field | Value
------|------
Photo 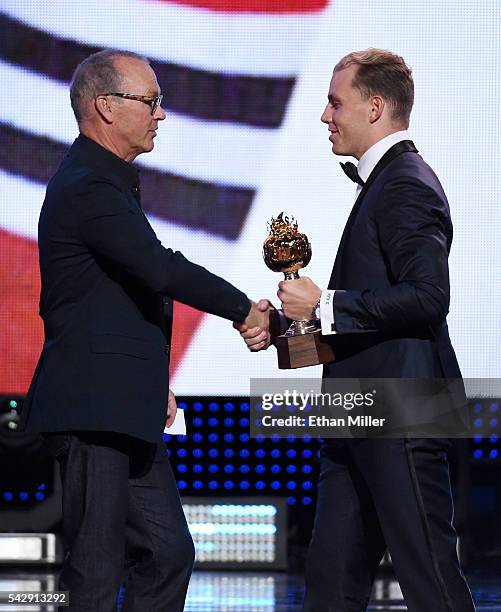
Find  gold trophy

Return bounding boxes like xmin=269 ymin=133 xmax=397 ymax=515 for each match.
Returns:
xmin=263 ymin=213 xmax=335 ymax=369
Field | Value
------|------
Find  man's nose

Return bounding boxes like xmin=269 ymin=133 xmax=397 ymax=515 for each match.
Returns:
xmin=320 ymin=104 xmax=331 ymax=123
xmin=155 ymin=105 xmax=166 ymax=121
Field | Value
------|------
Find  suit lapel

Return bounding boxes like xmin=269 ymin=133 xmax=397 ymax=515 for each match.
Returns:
xmin=328 ymin=140 xmax=418 ymax=288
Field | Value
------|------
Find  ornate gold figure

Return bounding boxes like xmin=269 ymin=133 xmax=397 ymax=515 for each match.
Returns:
xmin=263 ymin=212 xmax=312 ymax=279
xmin=263 ymin=213 xmax=316 ymax=335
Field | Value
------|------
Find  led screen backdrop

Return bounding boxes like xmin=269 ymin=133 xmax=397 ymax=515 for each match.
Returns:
xmin=0 ymin=0 xmax=499 ymax=396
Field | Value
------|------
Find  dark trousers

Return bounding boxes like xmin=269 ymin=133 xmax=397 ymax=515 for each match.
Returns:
xmin=43 ymin=432 xmax=195 ymax=612
xmin=302 ymin=438 xmax=475 ymax=612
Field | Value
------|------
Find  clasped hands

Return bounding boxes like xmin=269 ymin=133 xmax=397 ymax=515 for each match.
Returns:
xmin=167 ymin=278 xmax=321 ymax=422
xmin=234 ymin=277 xmax=321 ymax=352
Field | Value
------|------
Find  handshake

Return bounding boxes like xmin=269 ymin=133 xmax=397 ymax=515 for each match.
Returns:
xmin=234 ymin=277 xmax=322 ymax=352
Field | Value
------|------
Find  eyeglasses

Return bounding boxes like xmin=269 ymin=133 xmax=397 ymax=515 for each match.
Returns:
xmin=103 ymin=93 xmax=163 ymax=115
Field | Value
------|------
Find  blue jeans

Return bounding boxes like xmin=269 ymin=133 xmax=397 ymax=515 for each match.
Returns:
xmin=43 ymin=432 xmax=194 ymax=611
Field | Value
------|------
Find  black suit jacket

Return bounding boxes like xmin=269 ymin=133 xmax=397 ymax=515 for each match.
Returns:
xmin=323 ymin=141 xmax=466 ymax=428
xmin=21 ymin=135 xmax=250 ymax=442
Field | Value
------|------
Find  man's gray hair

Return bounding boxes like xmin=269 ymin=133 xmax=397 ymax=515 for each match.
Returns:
xmin=70 ymin=49 xmax=150 ymax=124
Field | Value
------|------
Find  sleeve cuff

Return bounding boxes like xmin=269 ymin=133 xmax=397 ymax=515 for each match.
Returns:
xmin=319 ymin=290 xmax=337 ymax=335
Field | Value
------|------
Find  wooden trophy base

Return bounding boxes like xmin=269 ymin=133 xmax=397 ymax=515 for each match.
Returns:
xmin=274 ymin=330 xmax=335 ymax=369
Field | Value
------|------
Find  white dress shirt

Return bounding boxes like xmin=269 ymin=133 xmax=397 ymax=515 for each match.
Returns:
xmin=319 ymin=130 xmax=410 ymax=335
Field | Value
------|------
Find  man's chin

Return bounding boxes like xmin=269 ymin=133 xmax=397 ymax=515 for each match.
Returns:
xmin=332 ymin=143 xmax=344 ymax=156
xmin=131 ymin=142 xmax=154 ymax=160
xmin=332 ymin=143 xmax=353 ymax=158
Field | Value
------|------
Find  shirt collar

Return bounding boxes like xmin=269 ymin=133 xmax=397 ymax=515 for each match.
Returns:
xmin=357 ymin=130 xmax=410 ymax=184
xmin=72 ymin=134 xmax=140 ymax=189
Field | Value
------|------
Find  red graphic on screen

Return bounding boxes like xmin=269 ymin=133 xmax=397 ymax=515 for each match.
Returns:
xmin=0 ymin=230 xmax=43 ymax=394
xmin=163 ymin=0 xmax=328 ymax=12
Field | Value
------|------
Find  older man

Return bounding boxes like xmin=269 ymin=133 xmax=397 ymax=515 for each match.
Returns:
xmin=239 ymin=49 xmax=475 ymax=611
xmin=21 ymin=49 xmax=269 ymax=611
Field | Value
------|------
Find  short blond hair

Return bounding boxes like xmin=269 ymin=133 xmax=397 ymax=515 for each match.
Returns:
xmin=335 ymin=48 xmax=414 ymax=127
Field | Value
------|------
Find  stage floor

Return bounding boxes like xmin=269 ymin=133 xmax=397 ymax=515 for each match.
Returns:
xmin=1 ymin=569 xmax=500 ymax=611
xmin=182 ymin=571 xmax=501 ymax=611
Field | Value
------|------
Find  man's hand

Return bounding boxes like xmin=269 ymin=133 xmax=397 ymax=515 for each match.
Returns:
xmin=233 ymin=299 xmax=272 ymax=351
xmin=278 ymin=277 xmax=321 ymax=321
xmin=165 ymin=388 xmax=177 ymax=428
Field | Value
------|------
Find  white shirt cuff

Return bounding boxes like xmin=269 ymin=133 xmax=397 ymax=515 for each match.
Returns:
xmin=319 ymin=290 xmax=336 ymax=335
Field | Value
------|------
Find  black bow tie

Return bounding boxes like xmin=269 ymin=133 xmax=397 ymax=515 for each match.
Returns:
xmin=340 ymin=161 xmax=364 ymax=186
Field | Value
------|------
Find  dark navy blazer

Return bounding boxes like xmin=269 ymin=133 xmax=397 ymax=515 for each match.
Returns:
xmin=21 ymin=135 xmax=250 ymax=442
xmin=323 ymin=141 xmax=466 ymax=426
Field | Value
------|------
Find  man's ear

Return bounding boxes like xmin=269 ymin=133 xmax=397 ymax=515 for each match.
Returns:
xmin=368 ymin=95 xmax=384 ymax=124
xmin=95 ymin=95 xmax=114 ymax=124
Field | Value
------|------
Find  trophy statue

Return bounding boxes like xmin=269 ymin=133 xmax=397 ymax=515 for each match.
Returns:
xmin=263 ymin=213 xmax=335 ymax=369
